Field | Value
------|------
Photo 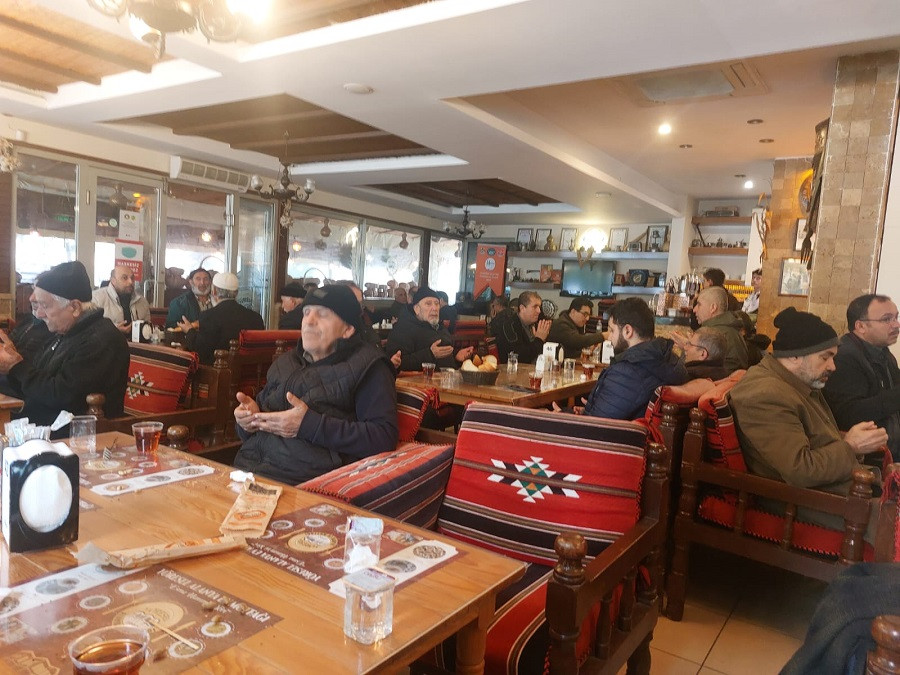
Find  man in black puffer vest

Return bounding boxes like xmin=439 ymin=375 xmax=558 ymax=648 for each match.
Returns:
xmin=232 ymin=285 xmax=398 ymax=485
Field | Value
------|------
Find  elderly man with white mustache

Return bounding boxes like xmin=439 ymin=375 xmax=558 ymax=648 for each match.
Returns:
xmin=232 ymin=285 xmax=398 ymax=485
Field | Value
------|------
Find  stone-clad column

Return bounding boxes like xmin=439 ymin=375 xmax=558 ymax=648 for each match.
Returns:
xmin=806 ymin=50 xmax=900 ymax=331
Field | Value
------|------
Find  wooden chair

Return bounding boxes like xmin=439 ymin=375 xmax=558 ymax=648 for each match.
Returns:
xmin=412 ymin=402 xmax=669 ymax=674
xmin=88 ymin=344 xmax=232 ymax=455
xmin=666 ymin=379 xmax=895 ymax=620
xmin=868 ymin=615 xmax=900 ymax=674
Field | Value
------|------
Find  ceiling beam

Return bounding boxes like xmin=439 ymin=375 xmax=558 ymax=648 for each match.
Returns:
xmin=233 ymin=130 xmax=392 ymax=151
xmin=0 ymin=67 xmax=56 ymax=93
xmin=0 ymin=48 xmax=101 ymax=85
xmin=0 ymin=16 xmax=152 ymax=73
xmin=169 ymin=108 xmax=333 ymax=135
xmin=288 ymin=147 xmax=436 ymax=164
xmin=372 ymin=183 xmax=463 ymax=208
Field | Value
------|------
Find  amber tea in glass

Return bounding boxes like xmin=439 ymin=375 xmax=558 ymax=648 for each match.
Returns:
xmin=69 ymin=625 xmax=148 ymax=674
xmin=132 ymin=421 xmax=163 ymax=456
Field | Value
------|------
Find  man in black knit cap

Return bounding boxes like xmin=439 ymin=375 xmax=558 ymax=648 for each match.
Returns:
xmin=0 ymin=261 xmax=129 ymax=426
xmin=233 ymin=284 xmax=397 ymax=485
xmin=730 ymin=306 xmax=887 ymax=532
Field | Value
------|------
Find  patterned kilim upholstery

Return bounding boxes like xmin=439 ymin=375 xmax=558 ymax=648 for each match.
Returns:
xmin=234 ymin=329 xmax=302 ymax=397
xmin=124 ymin=343 xmax=198 ymax=415
xmin=697 ymin=371 xmax=746 ymax=470
xmin=298 ymin=441 xmax=454 ymax=529
xmin=395 ymin=382 xmax=439 ymax=442
xmin=430 ymin=403 xmax=648 ymax=674
xmin=643 ymin=378 xmax=716 ymax=431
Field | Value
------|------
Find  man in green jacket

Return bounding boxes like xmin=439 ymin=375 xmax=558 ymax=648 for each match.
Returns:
xmin=693 ymin=286 xmax=749 ymax=372
xmin=548 ymin=297 xmax=605 ymax=357
xmin=730 ymin=307 xmax=887 ymax=533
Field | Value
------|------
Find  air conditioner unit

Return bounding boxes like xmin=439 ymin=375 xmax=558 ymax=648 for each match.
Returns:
xmin=169 ymin=156 xmax=251 ymax=193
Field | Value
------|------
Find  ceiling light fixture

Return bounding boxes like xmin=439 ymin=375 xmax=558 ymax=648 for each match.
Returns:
xmin=658 ymin=123 xmax=672 ymax=135
xmin=734 ymin=173 xmax=746 ymax=178
xmin=759 ymin=138 xmax=775 ymax=143
xmin=743 ymin=180 xmax=754 ymax=189
xmin=86 ymin=0 xmax=270 ymax=59
xmin=747 ymin=119 xmax=764 ymax=124
xmin=595 ymin=191 xmax=611 ymax=198
xmin=248 ymin=131 xmax=316 ymax=229
xmin=291 ymin=239 xmax=302 ymax=252
xmin=343 ymin=83 xmax=374 ymax=95
xmin=443 ymin=205 xmax=486 ymax=239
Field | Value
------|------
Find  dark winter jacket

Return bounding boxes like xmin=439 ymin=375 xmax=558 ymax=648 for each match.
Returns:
xmin=823 ymin=332 xmax=900 ymax=455
xmin=9 ymin=314 xmax=52 ymax=364
xmin=233 ymin=335 xmax=397 ymax=485
xmin=701 ymin=311 xmax=749 ymax=372
xmin=279 ymin=305 xmax=303 ymax=329
xmin=685 ymin=358 xmax=730 ymax=382
xmin=2 ymin=309 xmax=129 ymax=426
xmin=584 ymin=338 xmax=688 ymax=420
xmin=384 ymin=312 xmax=456 ymax=371
xmin=165 ymin=290 xmax=210 ymax=328
xmin=182 ymin=298 xmax=265 ymax=364
xmin=491 ymin=310 xmax=544 ymax=364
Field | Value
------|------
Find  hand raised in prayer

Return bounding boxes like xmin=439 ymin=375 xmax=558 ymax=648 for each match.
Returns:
xmin=251 ymin=392 xmax=308 ymax=438
xmin=0 ymin=330 xmax=23 ymax=375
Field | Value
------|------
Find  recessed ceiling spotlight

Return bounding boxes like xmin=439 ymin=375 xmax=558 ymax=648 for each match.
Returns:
xmin=343 ymin=82 xmax=374 ymax=94
xmin=747 ymin=119 xmax=764 ymax=124
xmin=679 ymin=144 xmax=693 ymax=149
xmin=595 ymin=191 xmax=611 ymax=198
xmin=734 ymin=174 xmax=746 ymax=178
xmin=658 ymin=123 xmax=672 ymax=135
xmin=759 ymin=138 xmax=775 ymax=143
xmin=743 ymin=180 xmax=754 ymax=189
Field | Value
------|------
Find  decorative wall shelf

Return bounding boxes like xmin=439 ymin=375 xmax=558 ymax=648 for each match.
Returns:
xmin=691 ymin=216 xmax=752 ymax=226
xmin=689 ymin=247 xmax=749 ymax=256
xmin=610 ymin=286 xmax=660 ymax=295
xmin=508 ymin=281 xmax=558 ymax=290
xmin=508 ymin=250 xmax=668 ymax=261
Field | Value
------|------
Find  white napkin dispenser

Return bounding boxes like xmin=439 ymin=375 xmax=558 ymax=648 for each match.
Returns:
xmin=2 ymin=440 xmax=79 ymax=552
xmin=543 ymin=342 xmax=563 ymax=366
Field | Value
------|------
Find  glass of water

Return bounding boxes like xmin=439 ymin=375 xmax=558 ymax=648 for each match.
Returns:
xmin=507 ymin=352 xmax=518 ymax=374
xmin=343 ymin=567 xmax=395 ymax=644
xmin=70 ymin=415 xmax=97 ymax=457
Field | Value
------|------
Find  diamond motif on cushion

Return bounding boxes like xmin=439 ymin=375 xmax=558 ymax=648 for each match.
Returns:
xmin=127 ymin=371 xmax=154 ymax=399
xmin=488 ymin=456 xmax=581 ymax=503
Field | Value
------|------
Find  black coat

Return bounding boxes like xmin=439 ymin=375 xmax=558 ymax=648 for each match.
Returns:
xmin=3 ymin=310 xmax=129 ymax=426
xmin=183 ymin=299 xmax=265 ymax=364
xmin=384 ymin=312 xmax=456 ymax=371
xmin=490 ymin=310 xmax=544 ymax=364
xmin=823 ymin=332 xmax=900 ymax=455
xmin=279 ymin=305 xmax=303 ymax=329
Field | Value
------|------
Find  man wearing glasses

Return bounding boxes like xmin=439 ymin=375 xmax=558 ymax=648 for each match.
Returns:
xmin=548 ymin=298 xmax=605 ymax=356
xmin=824 ymin=294 xmax=900 ymax=454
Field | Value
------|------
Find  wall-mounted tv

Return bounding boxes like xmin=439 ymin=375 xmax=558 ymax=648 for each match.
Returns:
xmin=560 ymin=259 xmax=616 ymax=298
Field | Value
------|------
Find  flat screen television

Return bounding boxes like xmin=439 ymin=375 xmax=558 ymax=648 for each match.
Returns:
xmin=560 ymin=259 xmax=616 ymax=298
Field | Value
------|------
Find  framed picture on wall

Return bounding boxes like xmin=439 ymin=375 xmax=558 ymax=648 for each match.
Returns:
xmin=560 ymin=227 xmax=577 ymax=251
xmin=516 ymin=228 xmax=534 ymax=247
xmin=609 ymin=227 xmax=628 ymax=251
xmin=647 ymin=225 xmax=668 ymax=251
xmin=535 ymin=228 xmax=552 ymax=246
xmin=779 ymin=258 xmax=811 ymax=297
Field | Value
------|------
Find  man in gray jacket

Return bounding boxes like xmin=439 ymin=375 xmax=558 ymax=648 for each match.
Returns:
xmin=692 ymin=286 xmax=748 ymax=372
xmin=92 ymin=265 xmax=150 ymax=334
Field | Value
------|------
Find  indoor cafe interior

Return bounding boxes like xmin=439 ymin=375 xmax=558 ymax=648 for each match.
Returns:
xmin=0 ymin=1 xmax=899 ymax=674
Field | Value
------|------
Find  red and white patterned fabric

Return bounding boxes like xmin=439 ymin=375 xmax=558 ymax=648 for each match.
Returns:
xmin=124 ymin=343 xmax=198 ymax=415
xmin=394 ymin=381 xmax=439 ymax=442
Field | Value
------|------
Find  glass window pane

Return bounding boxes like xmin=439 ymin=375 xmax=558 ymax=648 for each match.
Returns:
xmin=15 ymin=153 xmax=77 ymax=282
xmin=94 ymin=176 xmax=160 ymax=297
xmin=286 ymin=214 xmax=359 ymax=284
xmin=362 ymin=226 xmax=421 ymax=295
xmin=237 ymin=199 xmax=275 ymax=321
xmin=428 ymin=234 xmax=463 ymax=301
xmin=164 ymin=184 xmax=228 ymax=307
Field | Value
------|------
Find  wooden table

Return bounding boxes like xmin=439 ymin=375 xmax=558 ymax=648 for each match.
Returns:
xmin=401 ymin=366 xmax=604 ymax=408
xmin=0 ymin=393 xmax=23 ymax=427
xmin=0 ymin=433 xmax=525 ymax=674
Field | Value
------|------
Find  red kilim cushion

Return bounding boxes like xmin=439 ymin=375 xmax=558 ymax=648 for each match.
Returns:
xmin=644 ymin=378 xmax=716 ymax=431
xmin=437 ymin=403 xmax=648 ymax=566
xmin=698 ymin=494 xmax=874 ymax=560
xmin=124 ymin=343 xmax=198 ymax=415
xmin=298 ymin=441 xmax=454 ymax=530
xmin=237 ymin=329 xmax=302 ymax=354
xmin=695 ymin=371 xmax=746 ymax=471
xmin=395 ymin=382 xmax=439 ymax=442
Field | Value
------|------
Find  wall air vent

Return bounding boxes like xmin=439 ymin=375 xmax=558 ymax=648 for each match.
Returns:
xmin=169 ymin=156 xmax=250 ymax=193
xmin=616 ymin=60 xmax=768 ymax=107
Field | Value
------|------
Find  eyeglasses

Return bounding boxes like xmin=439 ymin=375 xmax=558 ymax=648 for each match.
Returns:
xmin=860 ymin=314 xmax=900 ymax=324
xmin=578 ymin=310 xmax=591 ymax=317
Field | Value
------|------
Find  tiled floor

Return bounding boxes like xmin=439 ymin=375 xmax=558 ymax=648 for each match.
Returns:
xmin=644 ymin=546 xmax=828 ymax=675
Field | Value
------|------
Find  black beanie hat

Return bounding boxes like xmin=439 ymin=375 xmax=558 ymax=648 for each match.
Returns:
xmin=412 ymin=286 xmax=440 ymax=305
xmin=35 ymin=261 xmax=92 ymax=302
xmin=279 ymin=282 xmax=306 ymax=299
xmin=302 ymin=285 xmax=361 ymax=328
xmin=771 ymin=307 xmax=839 ymax=357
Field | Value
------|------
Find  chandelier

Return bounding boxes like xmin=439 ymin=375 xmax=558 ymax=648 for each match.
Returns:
xmin=86 ymin=0 xmax=265 ymax=59
xmin=443 ymin=206 xmax=486 ymax=239
xmin=248 ymin=132 xmax=316 ymax=229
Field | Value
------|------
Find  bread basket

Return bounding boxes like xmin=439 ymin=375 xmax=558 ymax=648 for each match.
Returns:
xmin=459 ymin=369 xmax=500 ymax=385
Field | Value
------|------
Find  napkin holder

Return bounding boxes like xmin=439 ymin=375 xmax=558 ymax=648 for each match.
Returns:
xmin=131 ymin=320 xmax=152 ymax=343
xmin=543 ymin=342 xmax=563 ymax=365
xmin=2 ymin=440 xmax=79 ymax=552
